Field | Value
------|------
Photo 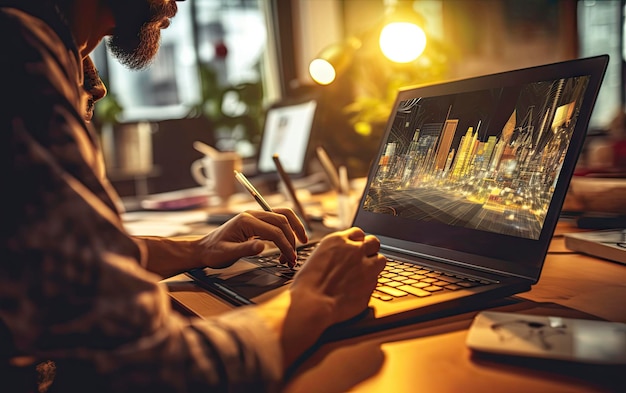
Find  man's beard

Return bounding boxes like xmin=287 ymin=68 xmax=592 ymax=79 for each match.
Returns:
xmin=105 ymin=1 xmax=178 ymax=70
xmin=106 ymin=25 xmax=161 ymax=70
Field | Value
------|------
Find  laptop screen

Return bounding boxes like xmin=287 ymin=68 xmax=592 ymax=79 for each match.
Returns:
xmin=353 ymin=56 xmax=608 ymax=279
xmin=256 ymin=99 xmax=317 ymax=177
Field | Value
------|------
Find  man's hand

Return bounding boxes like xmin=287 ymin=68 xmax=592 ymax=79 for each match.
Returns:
xmin=196 ymin=207 xmax=308 ymax=269
xmin=139 ymin=208 xmax=306 ymax=278
xmin=291 ymin=227 xmax=386 ymax=324
xmin=256 ymin=227 xmax=387 ymax=369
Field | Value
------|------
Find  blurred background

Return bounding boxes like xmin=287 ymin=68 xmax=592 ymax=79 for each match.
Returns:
xmin=90 ymin=0 xmax=626 ymax=213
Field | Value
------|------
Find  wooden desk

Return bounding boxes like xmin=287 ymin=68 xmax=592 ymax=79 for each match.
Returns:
xmin=165 ymin=220 xmax=626 ymax=392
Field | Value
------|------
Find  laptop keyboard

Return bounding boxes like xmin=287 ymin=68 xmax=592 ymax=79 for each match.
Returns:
xmin=245 ymin=244 xmax=491 ymax=301
xmin=245 ymin=244 xmax=317 ymax=277
xmin=373 ymin=259 xmax=491 ymax=301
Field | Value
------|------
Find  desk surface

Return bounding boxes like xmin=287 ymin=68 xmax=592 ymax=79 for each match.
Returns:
xmin=165 ymin=220 xmax=626 ymax=392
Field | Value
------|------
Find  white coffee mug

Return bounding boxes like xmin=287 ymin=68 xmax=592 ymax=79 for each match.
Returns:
xmin=191 ymin=151 xmax=242 ymax=205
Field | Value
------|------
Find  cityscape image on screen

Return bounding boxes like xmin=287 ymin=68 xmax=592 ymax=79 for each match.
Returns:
xmin=363 ymin=76 xmax=590 ymax=240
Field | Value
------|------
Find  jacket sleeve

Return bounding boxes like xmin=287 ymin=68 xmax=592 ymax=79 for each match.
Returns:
xmin=1 ymin=8 xmax=283 ymax=392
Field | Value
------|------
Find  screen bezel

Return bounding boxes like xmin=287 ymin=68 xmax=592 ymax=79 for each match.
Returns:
xmin=353 ymin=55 xmax=609 ymax=281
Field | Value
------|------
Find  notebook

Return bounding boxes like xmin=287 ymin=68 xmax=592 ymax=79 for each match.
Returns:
xmin=186 ymin=55 xmax=609 ymax=336
xmin=564 ymin=229 xmax=626 ymax=265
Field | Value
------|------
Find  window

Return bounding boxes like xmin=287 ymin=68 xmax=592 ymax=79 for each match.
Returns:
xmin=92 ymin=0 xmax=277 ymax=124
xmin=578 ymin=0 xmax=624 ymax=130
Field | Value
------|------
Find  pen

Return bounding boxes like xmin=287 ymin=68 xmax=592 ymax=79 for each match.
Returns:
xmin=234 ymin=169 xmax=300 ymax=269
xmin=272 ymin=153 xmax=312 ymax=231
xmin=234 ymin=170 xmax=273 ymax=212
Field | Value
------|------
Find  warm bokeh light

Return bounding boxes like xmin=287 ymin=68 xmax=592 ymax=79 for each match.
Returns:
xmin=354 ymin=121 xmax=372 ymax=136
xmin=309 ymin=58 xmax=337 ymax=85
xmin=379 ymin=22 xmax=426 ymax=63
xmin=309 ymin=38 xmax=361 ymax=85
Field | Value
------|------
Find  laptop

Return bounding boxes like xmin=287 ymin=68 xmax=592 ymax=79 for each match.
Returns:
xmin=186 ymin=55 xmax=609 ymax=336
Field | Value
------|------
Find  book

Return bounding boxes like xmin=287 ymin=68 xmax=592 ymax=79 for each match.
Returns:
xmin=564 ymin=229 xmax=626 ymax=265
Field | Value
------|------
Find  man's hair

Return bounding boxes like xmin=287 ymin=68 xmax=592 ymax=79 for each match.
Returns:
xmin=0 ymin=0 xmax=70 ymax=14
xmin=0 ymin=0 xmax=76 ymax=49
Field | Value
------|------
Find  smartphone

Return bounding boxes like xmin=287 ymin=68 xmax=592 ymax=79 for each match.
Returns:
xmin=466 ymin=311 xmax=626 ymax=365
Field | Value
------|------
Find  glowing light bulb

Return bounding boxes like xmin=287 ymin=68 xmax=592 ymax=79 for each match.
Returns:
xmin=379 ymin=22 xmax=426 ymax=63
xmin=309 ymin=58 xmax=336 ymax=85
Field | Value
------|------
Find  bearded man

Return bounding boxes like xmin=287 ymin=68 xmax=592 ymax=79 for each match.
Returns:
xmin=0 ymin=1 xmax=386 ymax=392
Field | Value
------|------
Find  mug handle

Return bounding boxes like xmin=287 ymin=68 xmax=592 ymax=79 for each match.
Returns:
xmin=191 ymin=158 xmax=215 ymax=188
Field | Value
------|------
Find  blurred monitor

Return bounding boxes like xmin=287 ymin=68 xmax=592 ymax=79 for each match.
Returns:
xmin=255 ymin=99 xmax=317 ymax=178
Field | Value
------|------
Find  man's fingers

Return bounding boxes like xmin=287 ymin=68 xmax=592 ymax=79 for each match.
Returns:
xmin=271 ymin=207 xmax=308 ymax=244
xmin=344 ymin=227 xmax=366 ymax=242
xmin=240 ymin=210 xmax=299 ymax=264
xmin=361 ymin=235 xmax=381 ymax=256
xmin=242 ymin=210 xmax=297 ymax=246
